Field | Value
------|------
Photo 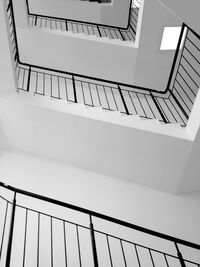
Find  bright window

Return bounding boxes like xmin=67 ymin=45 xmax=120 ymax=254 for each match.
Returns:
xmin=160 ymin=27 xmax=182 ymax=50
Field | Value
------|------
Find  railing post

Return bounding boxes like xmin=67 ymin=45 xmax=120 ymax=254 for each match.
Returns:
xmin=118 ymin=85 xmax=129 ymax=115
xmin=175 ymin=243 xmax=186 ymax=267
xmin=72 ymin=75 xmax=77 ymax=103
xmin=89 ymin=215 xmax=99 ymax=267
xmin=65 ymin=20 xmax=68 ymax=31
xmin=35 ymin=16 xmax=38 ymax=26
xmin=27 ymin=67 xmax=31 ymax=92
xmin=5 ymin=192 xmax=16 ymax=267
xmin=150 ymin=92 xmax=168 ymax=123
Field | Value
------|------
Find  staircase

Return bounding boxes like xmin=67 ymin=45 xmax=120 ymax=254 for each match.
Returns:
xmin=25 ymin=0 xmax=140 ymax=42
xmin=6 ymin=0 xmax=200 ymax=130
xmin=0 ymin=182 xmax=199 ymax=267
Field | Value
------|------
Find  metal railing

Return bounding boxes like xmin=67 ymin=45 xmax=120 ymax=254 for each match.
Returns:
xmin=0 ymin=182 xmax=200 ymax=267
xmin=6 ymin=0 xmax=200 ymax=127
xmin=26 ymin=0 xmax=140 ymax=42
xmin=16 ymin=63 xmax=187 ymax=126
xmin=167 ymin=24 xmax=200 ymax=121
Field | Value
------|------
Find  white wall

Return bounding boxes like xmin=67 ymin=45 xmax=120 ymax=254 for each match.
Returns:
xmin=133 ymin=0 xmax=182 ymax=91
xmin=0 ymin=95 xmax=194 ymax=194
xmin=160 ymin=0 xmax=200 ymax=35
xmin=176 ymin=87 xmax=200 ymax=193
xmin=28 ymin=0 xmax=131 ymax=29
xmin=17 ymin=28 xmax=137 ymax=85
xmin=177 ymin=126 xmax=200 ymax=194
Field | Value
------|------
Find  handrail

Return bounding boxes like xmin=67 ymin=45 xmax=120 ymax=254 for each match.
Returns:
xmin=25 ymin=0 xmax=135 ymax=30
xmin=0 ymin=181 xmax=199 ymax=250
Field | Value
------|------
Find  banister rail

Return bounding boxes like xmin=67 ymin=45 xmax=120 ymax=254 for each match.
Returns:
xmin=0 ymin=181 xmax=199 ymax=250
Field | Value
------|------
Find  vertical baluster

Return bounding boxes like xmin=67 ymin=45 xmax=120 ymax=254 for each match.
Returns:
xmin=22 ymin=69 xmax=25 ymax=90
xmin=88 ymin=83 xmax=94 ymax=106
xmin=118 ymin=29 xmax=125 ymax=41
xmin=134 ymin=245 xmax=141 ymax=267
xmin=22 ymin=208 xmax=28 ymax=267
xmin=65 ymin=20 xmax=68 ymax=31
xmin=97 ymin=26 xmax=102 ymax=37
xmin=111 ymin=88 xmax=119 ymax=111
xmin=103 ymin=86 xmax=110 ymax=110
xmin=43 ymin=73 xmax=45 ymax=95
xmin=65 ymin=78 xmax=69 ymax=101
xmin=106 ymin=235 xmax=113 ymax=267
xmin=136 ymin=92 xmax=147 ymax=117
xmin=150 ymin=92 xmax=168 ymax=123
xmin=50 ymin=217 xmax=53 ymax=267
xmin=81 ymin=82 xmax=86 ymax=105
xmin=72 ymin=76 xmax=77 ymax=103
xmin=89 ymin=215 xmax=99 ymax=267
xmin=50 ymin=74 xmax=53 ymax=97
xmin=164 ymin=254 xmax=170 ymax=267
xmin=58 ymin=76 xmax=61 ymax=99
xmin=5 ymin=192 xmax=16 ymax=267
xmin=37 ymin=213 xmax=40 ymax=267
xmin=36 ymin=72 xmax=39 ymax=95
xmin=120 ymin=240 xmax=127 ymax=267
xmin=95 ymin=85 xmax=101 ymax=107
xmin=118 ymin=85 xmax=129 ymax=115
xmin=27 ymin=67 xmax=31 ymax=92
xmin=76 ymin=225 xmax=82 ymax=267
xmin=149 ymin=249 xmax=155 ymax=267
xmin=0 ymin=201 xmax=9 ymax=260
xmin=175 ymin=243 xmax=186 ymax=267
xmin=63 ymin=221 xmax=68 ymax=267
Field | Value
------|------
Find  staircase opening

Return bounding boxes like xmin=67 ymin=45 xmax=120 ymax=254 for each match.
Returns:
xmin=5 ymin=0 xmax=200 ymax=129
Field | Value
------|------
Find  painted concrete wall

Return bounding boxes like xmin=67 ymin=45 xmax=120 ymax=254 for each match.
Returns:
xmin=28 ymin=0 xmax=131 ymax=29
xmin=176 ymin=87 xmax=200 ymax=193
xmin=0 ymin=95 xmax=193 ymax=193
xmin=17 ymin=28 xmax=137 ymax=85
xmin=133 ymin=0 xmax=182 ymax=91
xmin=177 ymin=126 xmax=200 ymax=194
xmin=160 ymin=0 xmax=200 ymax=35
